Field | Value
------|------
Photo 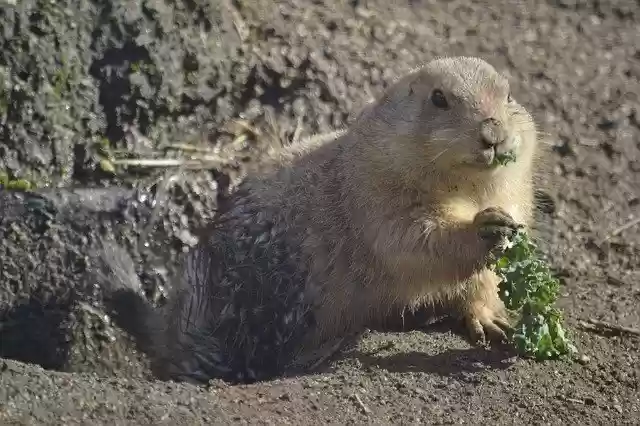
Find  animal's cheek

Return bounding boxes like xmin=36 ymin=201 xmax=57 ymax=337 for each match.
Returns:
xmin=511 ymin=133 xmax=523 ymax=151
xmin=429 ymin=124 xmax=468 ymax=143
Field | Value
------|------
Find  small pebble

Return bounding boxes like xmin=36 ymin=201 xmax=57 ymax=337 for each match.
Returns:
xmin=177 ymin=229 xmax=198 ymax=247
xmin=577 ymin=354 xmax=590 ymax=365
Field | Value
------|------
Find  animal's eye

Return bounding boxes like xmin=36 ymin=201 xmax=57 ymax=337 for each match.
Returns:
xmin=431 ymin=89 xmax=449 ymax=109
xmin=507 ymin=92 xmax=514 ymax=103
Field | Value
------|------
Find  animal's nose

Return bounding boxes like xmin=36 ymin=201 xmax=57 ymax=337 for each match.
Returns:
xmin=479 ymin=118 xmax=507 ymax=148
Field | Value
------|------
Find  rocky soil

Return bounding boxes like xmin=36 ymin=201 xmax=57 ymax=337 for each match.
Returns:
xmin=1 ymin=0 xmax=639 ymax=424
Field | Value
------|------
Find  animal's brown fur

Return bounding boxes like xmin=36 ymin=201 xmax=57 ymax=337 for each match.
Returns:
xmin=100 ymin=56 xmax=549 ymax=384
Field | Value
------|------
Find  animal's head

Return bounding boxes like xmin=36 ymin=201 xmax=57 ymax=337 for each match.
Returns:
xmin=353 ymin=57 xmax=538 ymax=181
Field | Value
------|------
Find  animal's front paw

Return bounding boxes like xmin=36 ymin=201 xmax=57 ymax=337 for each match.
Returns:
xmin=463 ymin=300 xmax=512 ymax=345
xmin=473 ymin=207 xmax=522 ymax=257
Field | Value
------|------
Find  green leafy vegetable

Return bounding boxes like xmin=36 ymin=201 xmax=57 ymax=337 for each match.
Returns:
xmin=492 ymin=228 xmax=576 ymax=360
xmin=492 ymin=150 xmax=517 ymax=166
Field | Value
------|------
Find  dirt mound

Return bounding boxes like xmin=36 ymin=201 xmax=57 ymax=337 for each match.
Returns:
xmin=1 ymin=0 xmax=639 ymax=424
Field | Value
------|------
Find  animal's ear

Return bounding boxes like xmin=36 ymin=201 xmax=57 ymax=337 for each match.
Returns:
xmin=373 ymin=73 xmax=419 ymax=109
xmin=352 ymin=71 xmax=423 ymax=124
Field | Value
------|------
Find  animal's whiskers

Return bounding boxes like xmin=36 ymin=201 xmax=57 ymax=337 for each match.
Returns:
xmin=429 ymin=131 xmax=475 ymax=164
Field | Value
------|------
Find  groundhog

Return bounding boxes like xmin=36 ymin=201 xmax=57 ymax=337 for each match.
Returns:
xmin=96 ymin=56 xmax=544 ymax=384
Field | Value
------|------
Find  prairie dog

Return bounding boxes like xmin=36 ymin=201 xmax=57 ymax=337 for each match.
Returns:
xmin=99 ymin=56 xmax=543 ymax=384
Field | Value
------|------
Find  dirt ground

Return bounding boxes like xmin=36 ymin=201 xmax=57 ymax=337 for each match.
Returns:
xmin=1 ymin=0 xmax=639 ymax=424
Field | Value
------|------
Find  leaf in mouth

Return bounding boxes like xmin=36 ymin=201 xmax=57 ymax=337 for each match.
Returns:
xmin=492 ymin=150 xmax=517 ymax=166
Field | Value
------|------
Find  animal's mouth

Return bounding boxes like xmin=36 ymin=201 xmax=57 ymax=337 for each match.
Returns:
xmin=493 ymin=149 xmax=517 ymax=166
xmin=479 ymin=146 xmax=497 ymax=166
xmin=472 ymin=146 xmax=517 ymax=169
xmin=457 ymin=134 xmax=520 ymax=169
xmin=478 ymin=134 xmax=520 ymax=168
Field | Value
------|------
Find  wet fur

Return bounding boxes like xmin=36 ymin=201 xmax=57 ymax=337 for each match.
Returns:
xmin=97 ymin=57 xmax=548 ymax=384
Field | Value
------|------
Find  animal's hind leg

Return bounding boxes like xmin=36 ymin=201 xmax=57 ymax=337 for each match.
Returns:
xmin=150 ymin=307 xmax=227 ymax=384
xmin=148 ymin=244 xmax=228 ymax=384
xmin=456 ymin=268 xmax=511 ymax=344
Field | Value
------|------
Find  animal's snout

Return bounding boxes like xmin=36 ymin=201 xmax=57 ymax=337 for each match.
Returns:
xmin=479 ymin=118 xmax=507 ymax=148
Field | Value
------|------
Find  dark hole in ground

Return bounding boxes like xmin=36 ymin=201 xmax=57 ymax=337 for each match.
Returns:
xmin=0 ymin=296 xmax=75 ymax=371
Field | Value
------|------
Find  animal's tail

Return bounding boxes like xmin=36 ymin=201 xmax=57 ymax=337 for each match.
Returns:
xmin=90 ymin=238 xmax=165 ymax=358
